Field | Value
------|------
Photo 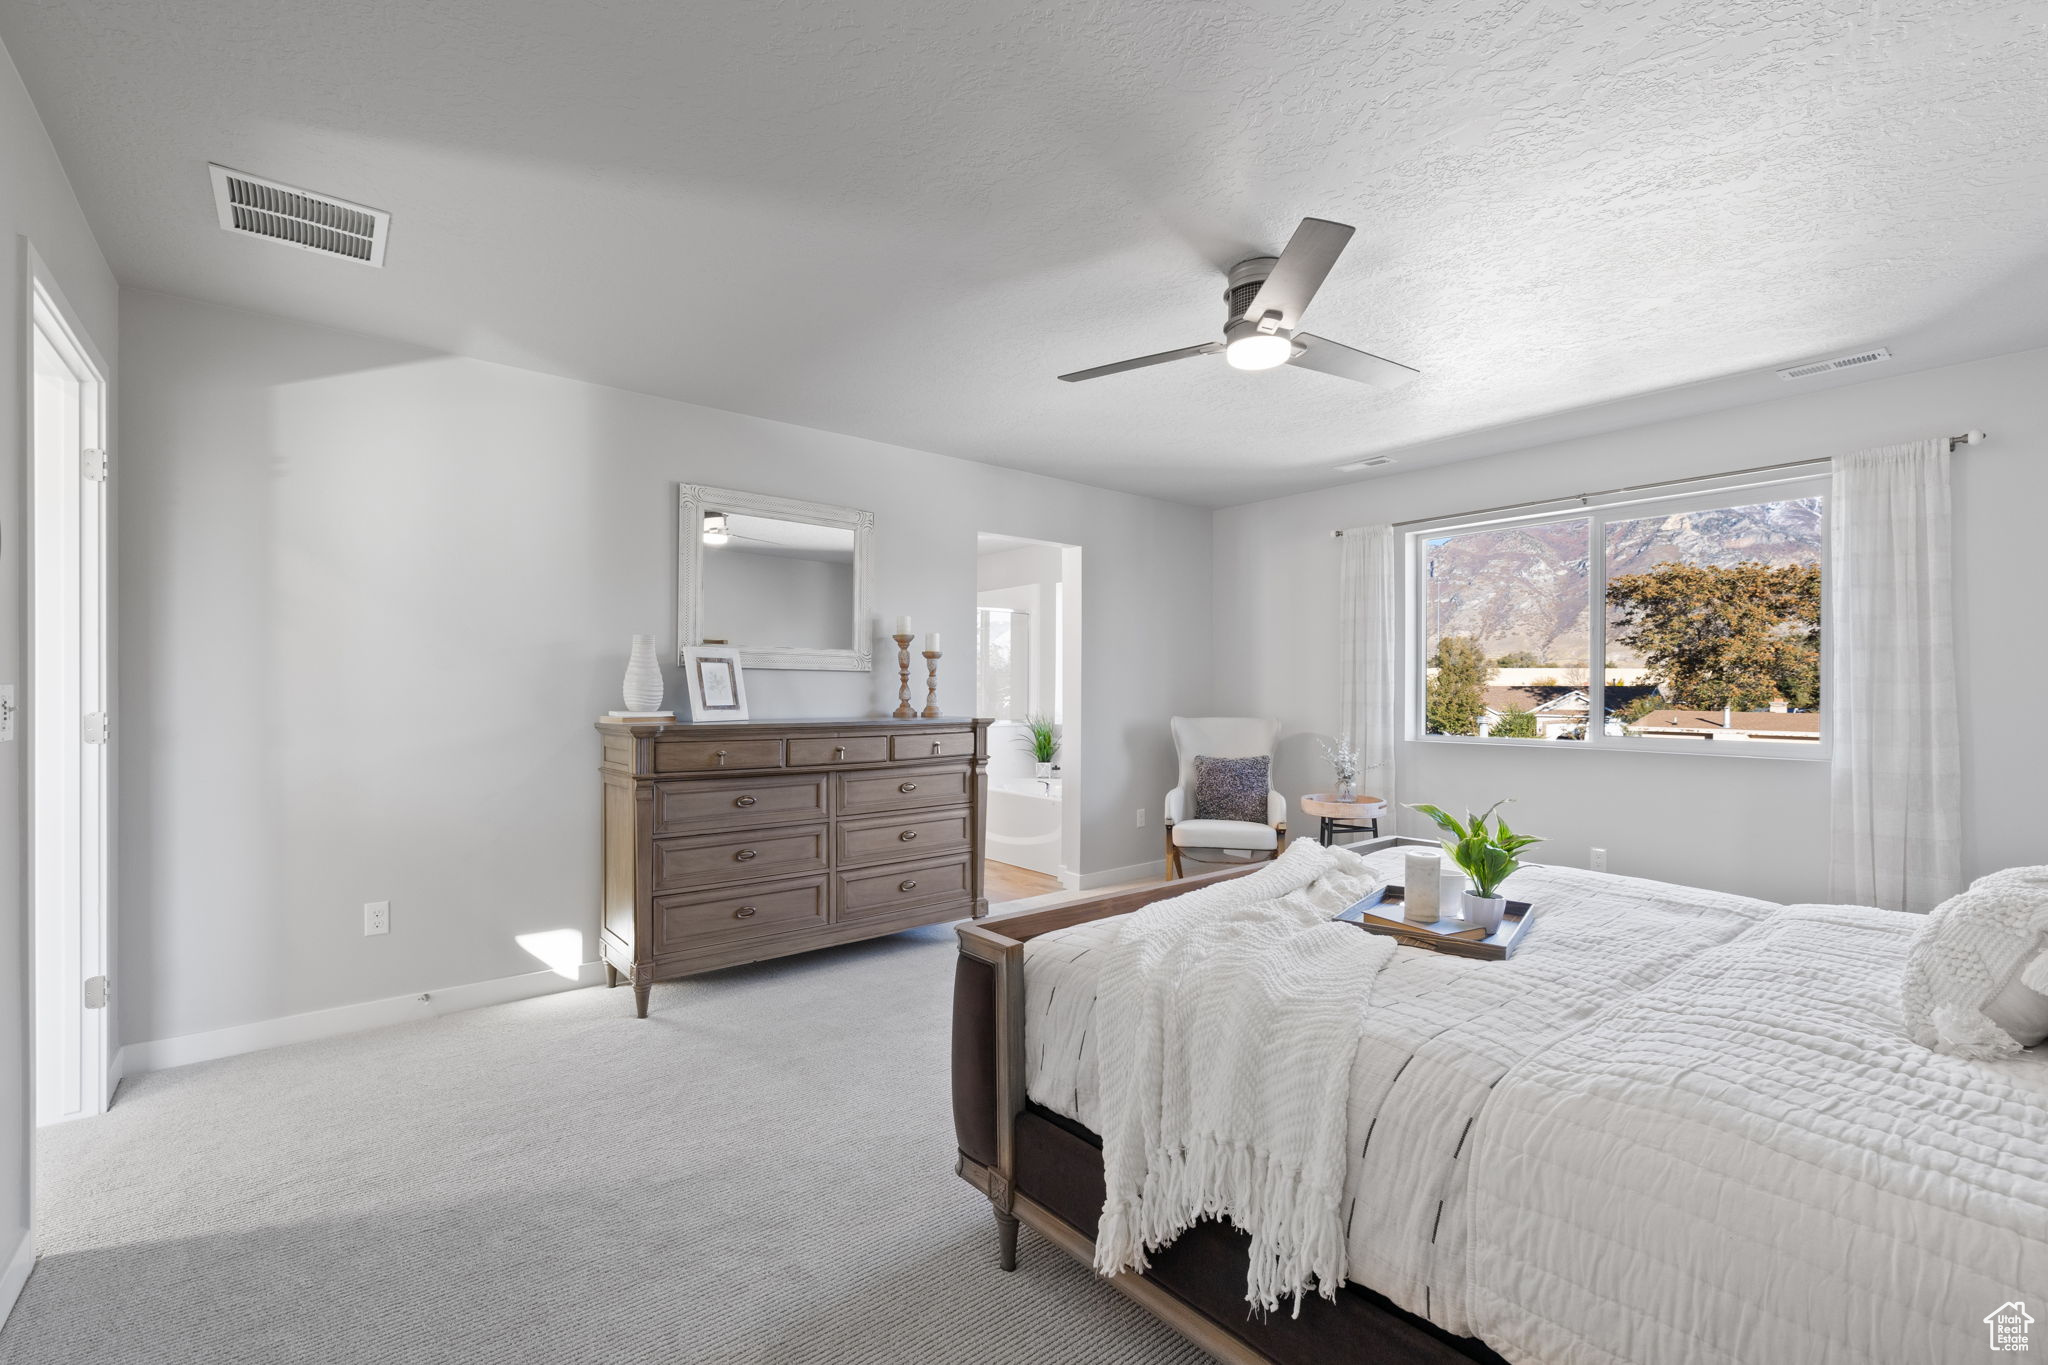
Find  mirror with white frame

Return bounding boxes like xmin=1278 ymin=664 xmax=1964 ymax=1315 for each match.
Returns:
xmin=677 ymin=485 xmax=875 ymax=671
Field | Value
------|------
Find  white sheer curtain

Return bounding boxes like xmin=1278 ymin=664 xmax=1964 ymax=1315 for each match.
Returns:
xmin=1829 ymin=439 xmax=1961 ymax=911
xmin=1338 ymin=524 xmax=1401 ymax=820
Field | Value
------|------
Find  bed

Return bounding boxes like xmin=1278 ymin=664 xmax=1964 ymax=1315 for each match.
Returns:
xmin=950 ymin=840 xmax=2048 ymax=1365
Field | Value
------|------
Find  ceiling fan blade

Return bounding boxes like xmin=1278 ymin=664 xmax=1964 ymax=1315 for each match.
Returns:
xmin=1242 ymin=218 xmax=1354 ymax=330
xmin=1288 ymin=333 xmax=1419 ymax=390
xmin=1058 ymin=342 xmax=1223 ymax=382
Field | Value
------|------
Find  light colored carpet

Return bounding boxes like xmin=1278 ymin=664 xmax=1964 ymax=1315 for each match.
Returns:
xmin=1 ymin=925 xmax=1213 ymax=1364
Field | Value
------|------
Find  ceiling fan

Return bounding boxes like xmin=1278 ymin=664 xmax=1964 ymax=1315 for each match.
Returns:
xmin=1057 ymin=217 xmax=1419 ymax=390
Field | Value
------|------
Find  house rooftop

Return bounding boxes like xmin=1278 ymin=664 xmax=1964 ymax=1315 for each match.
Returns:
xmin=1630 ymin=709 xmax=1822 ymax=735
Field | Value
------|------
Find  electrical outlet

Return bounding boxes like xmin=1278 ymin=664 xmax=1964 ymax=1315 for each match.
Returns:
xmin=364 ymin=900 xmax=390 ymax=936
xmin=1135 ymin=807 xmax=1146 ymax=828
xmin=1589 ymin=847 xmax=1608 ymax=873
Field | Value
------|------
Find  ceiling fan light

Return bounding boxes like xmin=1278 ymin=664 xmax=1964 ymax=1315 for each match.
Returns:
xmin=1224 ymin=333 xmax=1292 ymax=371
xmin=702 ymin=513 xmax=731 ymax=546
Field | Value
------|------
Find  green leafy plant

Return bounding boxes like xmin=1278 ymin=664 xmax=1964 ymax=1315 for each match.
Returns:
xmin=1407 ymin=800 xmax=1543 ymax=900
xmin=1021 ymin=714 xmax=1059 ymax=764
xmin=1489 ymin=706 xmax=1539 ymax=739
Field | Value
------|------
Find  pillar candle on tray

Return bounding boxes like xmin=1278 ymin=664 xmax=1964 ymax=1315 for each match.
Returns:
xmin=1403 ymin=850 xmax=1442 ymax=923
xmin=1441 ymin=864 xmax=1469 ymax=920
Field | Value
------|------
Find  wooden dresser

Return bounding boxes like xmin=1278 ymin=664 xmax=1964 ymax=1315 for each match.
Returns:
xmin=596 ymin=716 xmax=992 ymax=1016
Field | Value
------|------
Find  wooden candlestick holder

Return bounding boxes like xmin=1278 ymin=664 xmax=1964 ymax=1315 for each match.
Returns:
xmin=892 ymin=634 xmax=916 ymax=718
xmin=921 ymin=650 xmax=943 ymax=718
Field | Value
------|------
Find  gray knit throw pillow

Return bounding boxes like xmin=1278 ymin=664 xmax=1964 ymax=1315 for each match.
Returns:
xmin=1192 ymin=754 xmax=1270 ymax=824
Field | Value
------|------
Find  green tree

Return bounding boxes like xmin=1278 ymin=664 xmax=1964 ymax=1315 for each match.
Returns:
xmin=1493 ymin=650 xmax=1542 ymax=668
xmin=1613 ymin=692 xmax=1665 ymax=725
xmin=1426 ymin=636 xmax=1494 ymax=736
xmin=1490 ymin=706 xmax=1539 ymax=738
xmin=1605 ymin=561 xmax=1820 ymax=712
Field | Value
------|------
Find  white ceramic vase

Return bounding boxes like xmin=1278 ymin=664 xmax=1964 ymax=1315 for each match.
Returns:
xmin=622 ymin=634 xmax=665 ymax=713
xmin=1035 ymin=761 xmax=1054 ymax=779
xmin=1462 ymin=889 xmax=1506 ymax=934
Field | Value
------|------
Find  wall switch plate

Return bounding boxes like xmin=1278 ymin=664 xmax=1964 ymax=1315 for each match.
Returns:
xmin=364 ymin=900 xmax=390 ymax=936
xmin=0 ymin=684 xmax=13 ymax=742
xmin=1589 ymin=847 xmax=1608 ymax=873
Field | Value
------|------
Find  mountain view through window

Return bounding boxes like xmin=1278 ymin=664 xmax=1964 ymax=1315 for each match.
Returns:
xmin=1421 ymin=495 xmax=1825 ymax=745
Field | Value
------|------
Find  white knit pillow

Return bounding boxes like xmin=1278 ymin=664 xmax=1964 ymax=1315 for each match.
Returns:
xmin=1900 ymin=866 xmax=2048 ymax=1059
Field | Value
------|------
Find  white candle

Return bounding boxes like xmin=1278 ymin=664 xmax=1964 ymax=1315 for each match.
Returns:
xmin=894 ymin=615 xmax=912 ymax=636
xmin=1441 ymin=865 xmax=1468 ymax=919
xmin=925 ymin=631 xmax=941 ymax=652
xmin=1404 ymin=851 xmax=1441 ymax=923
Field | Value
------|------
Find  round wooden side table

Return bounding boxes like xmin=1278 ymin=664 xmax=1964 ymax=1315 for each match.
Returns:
xmin=1301 ymin=794 xmax=1386 ymax=846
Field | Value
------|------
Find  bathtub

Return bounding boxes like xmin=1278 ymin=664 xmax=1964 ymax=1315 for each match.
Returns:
xmin=986 ymin=776 xmax=1063 ymax=878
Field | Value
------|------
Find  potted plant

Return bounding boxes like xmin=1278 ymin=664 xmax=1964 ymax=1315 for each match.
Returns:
xmin=1318 ymin=735 xmax=1361 ymax=802
xmin=1022 ymin=714 xmax=1059 ymax=779
xmin=1407 ymin=800 xmax=1542 ymax=932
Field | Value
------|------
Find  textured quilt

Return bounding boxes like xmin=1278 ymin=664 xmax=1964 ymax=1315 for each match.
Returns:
xmin=1024 ymin=851 xmax=1779 ymax=1327
xmin=1464 ymin=903 xmax=2048 ymax=1365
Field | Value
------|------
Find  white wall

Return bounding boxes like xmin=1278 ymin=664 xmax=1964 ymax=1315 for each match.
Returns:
xmin=116 ymin=288 xmax=1212 ymax=1048
xmin=1214 ymin=346 xmax=2048 ymax=905
xmin=0 ymin=35 xmax=117 ymax=1319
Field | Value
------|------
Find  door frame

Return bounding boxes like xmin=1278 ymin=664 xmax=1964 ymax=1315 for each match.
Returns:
xmin=22 ymin=239 xmax=113 ymax=1128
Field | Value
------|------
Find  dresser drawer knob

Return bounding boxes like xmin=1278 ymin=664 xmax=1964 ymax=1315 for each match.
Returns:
xmin=734 ymin=795 xmax=757 ymax=808
xmin=931 ymin=740 xmax=942 ymax=755
xmin=899 ymin=879 xmax=918 ymax=893
xmin=735 ymin=849 xmax=757 ymax=862
xmin=715 ymin=749 xmax=729 ymax=766
xmin=734 ymin=905 xmax=757 ymax=919
xmin=899 ymin=829 xmax=917 ymax=841
xmin=834 ymin=745 xmax=847 ymax=760
xmin=899 ymin=781 xmax=918 ymax=793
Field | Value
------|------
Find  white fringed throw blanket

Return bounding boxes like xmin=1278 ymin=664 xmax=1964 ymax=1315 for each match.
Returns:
xmin=1091 ymin=840 xmax=1393 ymax=1313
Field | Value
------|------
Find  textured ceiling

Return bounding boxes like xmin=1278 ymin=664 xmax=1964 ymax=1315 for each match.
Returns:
xmin=6 ymin=0 xmax=2048 ymax=505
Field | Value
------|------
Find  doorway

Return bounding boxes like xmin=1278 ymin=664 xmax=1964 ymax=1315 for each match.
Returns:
xmin=975 ymin=533 xmax=1080 ymax=904
xmin=28 ymin=254 xmax=112 ymax=1125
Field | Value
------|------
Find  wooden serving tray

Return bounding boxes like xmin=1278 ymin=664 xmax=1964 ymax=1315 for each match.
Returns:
xmin=1336 ymin=884 xmax=1535 ymax=960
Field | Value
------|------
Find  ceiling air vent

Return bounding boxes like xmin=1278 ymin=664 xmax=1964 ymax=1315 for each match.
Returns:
xmin=209 ymin=165 xmax=389 ymax=267
xmin=1777 ymin=347 xmax=1890 ymax=381
xmin=1336 ymin=456 xmax=1398 ymax=472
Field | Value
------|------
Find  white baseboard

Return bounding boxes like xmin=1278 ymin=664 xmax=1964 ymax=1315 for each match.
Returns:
xmin=1073 ymin=858 xmax=1166 ymax=890
xmin=117 ymin=961 xmax=607 ymax=1077
xmin=0 ymin=1229 xmax=34 ymax=1330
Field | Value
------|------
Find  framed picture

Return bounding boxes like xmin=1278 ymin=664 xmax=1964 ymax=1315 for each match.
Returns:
xmin=680 ymin=646 xmax=750 ymax=722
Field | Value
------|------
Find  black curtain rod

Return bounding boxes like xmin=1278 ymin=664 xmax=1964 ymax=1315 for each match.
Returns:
xmin=1331 ymin=431 xmax=1987 ymax=536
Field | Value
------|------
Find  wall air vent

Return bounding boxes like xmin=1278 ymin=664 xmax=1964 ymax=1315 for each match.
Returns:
xmin=1777 ymin=347 xmax=1890 ymax=381
xmin=1336 ymin=456 xmax=1398 ymax=472
xmin=209 ymin=165 xmax=389 ymax=267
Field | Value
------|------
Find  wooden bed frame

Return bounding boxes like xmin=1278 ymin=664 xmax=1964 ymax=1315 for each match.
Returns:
xmin=950 ymin=843 xmax=1507 ymax=1365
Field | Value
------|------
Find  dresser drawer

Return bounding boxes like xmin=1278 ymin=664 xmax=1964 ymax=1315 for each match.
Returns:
xmin=837 ymin=855 xmax=973 ymax=921
xmin=837 ymin=807 xmax=974 ymax=868
xmin=838 ymin=765 xmax=971 ymax=816
xmin=652 ymin=824 xmax=829 ymax=892
xmin=890 ymin=731 xmax=976 ymax=763
xmin=654 ymin=877 xmax=827 ymax=952
xmin=652 ymin=738 xmax=785 ymax=774
xmin=653 ymin=774 xmax=828 ymax=835
xmin=787 ymin=735 xmax=890 ymax=767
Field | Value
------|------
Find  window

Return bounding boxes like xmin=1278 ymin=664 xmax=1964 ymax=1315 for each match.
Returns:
xmin=1415 ymin=480 xmax=1826 ymax=752
xmin=976 ymin=606 xmax=1030 ymax=721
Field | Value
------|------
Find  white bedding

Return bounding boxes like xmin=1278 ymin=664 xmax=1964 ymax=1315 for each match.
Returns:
xmin=1023 ymin=851 xmax=1779 ymax=1333
xmin=1465 ymin=903 xmax=2048 ymax=1365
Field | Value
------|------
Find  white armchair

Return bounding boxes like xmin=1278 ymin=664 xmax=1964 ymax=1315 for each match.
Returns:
xmin=1163 ymin=716 xmax=1287 ymax=879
